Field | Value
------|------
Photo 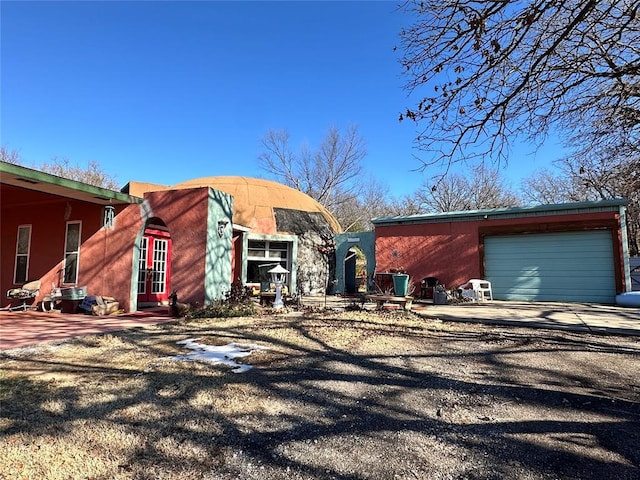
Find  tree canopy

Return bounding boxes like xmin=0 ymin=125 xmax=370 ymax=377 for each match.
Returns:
xmin=1 ymin=147 xmax=119 ymax=190
xmin=416 ymin=163 xmax=519 ymax=213
xmin=258 ymin=125 xmax=369 ymax=229
xmin=398 ymin=1 xmax=640 ymax=170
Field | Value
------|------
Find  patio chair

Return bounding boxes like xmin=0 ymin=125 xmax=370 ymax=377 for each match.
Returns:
xmin=458 ymin=279 xmax=493 ymax=302
xmin=6 ymin=280 xmax=41 ymax=311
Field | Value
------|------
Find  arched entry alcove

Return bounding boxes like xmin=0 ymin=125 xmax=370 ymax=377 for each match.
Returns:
xmin=334 ymin=231 xmax=375 ymax=295
xmin=136 ymin=217 xmax=172 ymax=308
xmin=344 ymin=245 xmax=369 ymax=294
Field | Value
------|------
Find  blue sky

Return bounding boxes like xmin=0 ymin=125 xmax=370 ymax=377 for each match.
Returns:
xmin=1 ymin=1 xmax=564 ymax=198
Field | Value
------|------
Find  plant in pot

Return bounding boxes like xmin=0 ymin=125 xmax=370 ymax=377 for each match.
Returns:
xmin=390 ymin=250 xmax=410 ymax=297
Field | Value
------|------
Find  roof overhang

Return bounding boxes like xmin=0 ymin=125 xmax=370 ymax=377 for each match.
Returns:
xmin=372 ymin=199 xmax=629 ymax=226
xmin=1 ymin=161 xmax=142 ymax=206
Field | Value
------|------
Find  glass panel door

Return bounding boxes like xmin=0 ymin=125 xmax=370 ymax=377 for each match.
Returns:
xmin=137 ymin=230 xmax=171 ymax=304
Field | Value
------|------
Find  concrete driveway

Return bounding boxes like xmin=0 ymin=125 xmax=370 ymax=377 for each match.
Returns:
xmin=411 ymin=300 xmax=640 ymax=336
xmin=305 ymin=295 xmax=640 ymax=336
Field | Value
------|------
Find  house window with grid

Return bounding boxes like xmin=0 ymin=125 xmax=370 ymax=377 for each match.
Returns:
xmin=63 ymin=221 xmax=82 ymax=284
xmin=14 ymin=225 xmax=32 ymax=284
xmin=246 ymin=240 xmax=291 ymax=286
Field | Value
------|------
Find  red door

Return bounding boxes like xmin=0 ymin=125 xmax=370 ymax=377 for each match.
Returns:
xmin=137 ymin=228 xmax=171 ymax=304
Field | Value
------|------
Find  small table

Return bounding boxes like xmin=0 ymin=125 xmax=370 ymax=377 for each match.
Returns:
xmin=259 ymin=292 xmax=292 ymax=307
xmin=364 ymin=294 xmax=414 ymax=311
xmin=259 ymin=292 xmax=276 ymax=306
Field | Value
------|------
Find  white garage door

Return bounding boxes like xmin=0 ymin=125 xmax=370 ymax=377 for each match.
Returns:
xmin=484 ymin=230 xmax=616 ymax=303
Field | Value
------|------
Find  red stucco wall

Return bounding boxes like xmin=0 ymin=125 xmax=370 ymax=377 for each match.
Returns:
xmin=375 ymin=211 xmax=627 ymax=294
xmin=0 ymin=185 xmax=134 ymax=310
xmin=143 ymin=188 xmax=210 ymax=308
xmin=76 ymin=203 xmax=141 ymax=311
xmin=2 ymin=185 xmax=218 ymax=313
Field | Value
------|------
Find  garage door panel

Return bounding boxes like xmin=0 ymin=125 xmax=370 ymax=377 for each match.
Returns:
xmin=485 ymin=231 xmax=615 ymax=303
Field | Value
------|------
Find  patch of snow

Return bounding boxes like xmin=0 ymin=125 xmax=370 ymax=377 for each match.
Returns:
xmin=171 ymin=339 xmax=267 ymax=373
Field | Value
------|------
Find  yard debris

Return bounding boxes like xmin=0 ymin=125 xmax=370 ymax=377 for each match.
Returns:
xmin=78 ymin=295 xmax=119 ymax=316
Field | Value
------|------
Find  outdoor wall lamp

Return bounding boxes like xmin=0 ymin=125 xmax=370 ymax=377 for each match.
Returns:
xmin=217 ymin=219 xmax=229 ymax=238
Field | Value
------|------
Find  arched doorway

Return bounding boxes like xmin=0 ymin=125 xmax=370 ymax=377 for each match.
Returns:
xmin=344 ymin=245 xmax=368 ymax=295
xmin=333 ymin=232 xmax=376 ymax=295
xmin=137 ymin=219 xmax=172 ymax=307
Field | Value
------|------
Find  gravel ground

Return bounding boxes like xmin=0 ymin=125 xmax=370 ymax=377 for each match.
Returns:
xmin=1 ymin=309 xmax=639 ymax=480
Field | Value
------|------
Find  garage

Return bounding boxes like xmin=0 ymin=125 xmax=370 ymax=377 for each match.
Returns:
xmin=484 ymin=230 xmax=616 ymax=303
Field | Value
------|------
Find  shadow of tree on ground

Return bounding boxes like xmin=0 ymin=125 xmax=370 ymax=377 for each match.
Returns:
xmin=1 ymin=312 xmax=639 ymax=479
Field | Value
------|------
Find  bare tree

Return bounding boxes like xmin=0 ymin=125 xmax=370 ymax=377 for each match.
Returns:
xmin=332 ymin=176 xmax=391 ymax=232
xmin=397 ymin=1 xmax=640 ymax=171
xmin=416 ymin=164 xmax=520 ymax=213
xmin=258 ymin=125 xmax=367 ymax=215
xmin=40 ymin=157 xmax=120 ymax=190
xmin=0 ymin=146 xmax=21 ymax=164
xmin=519 ymin=168 xmax=573 ymax=205
xmin=557 ymin=155 xmax=639 ymax=256
xmin=378 ymin=194 xmax=423 ymax=218
xmin=521 ymin=155 xmax=639 ymax=255
xmin=416 ymin=174 xmax=473 ymax=213
xmin=1 ymin=147 xmax=119 ymax=190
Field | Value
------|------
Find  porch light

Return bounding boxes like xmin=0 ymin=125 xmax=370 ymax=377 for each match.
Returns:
xmin=268 ymin=264 xmax=289 ymax=309
xmin=217 ymin=218 xmax=229 ymax=238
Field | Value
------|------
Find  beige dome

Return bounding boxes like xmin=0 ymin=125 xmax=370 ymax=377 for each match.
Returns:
xmin=173 ymin=176 xmax=342 ymax=234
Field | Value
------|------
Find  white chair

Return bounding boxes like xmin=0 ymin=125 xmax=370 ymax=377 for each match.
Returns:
xmin=459 ymin=279 xmax=493 ymax=302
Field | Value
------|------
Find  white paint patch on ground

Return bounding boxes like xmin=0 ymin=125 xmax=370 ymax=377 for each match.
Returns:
xmin=171 ymin=339 xmax=267 ymax=373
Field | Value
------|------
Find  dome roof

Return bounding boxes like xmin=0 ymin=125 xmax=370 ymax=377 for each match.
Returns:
xmin=173 ymin=176 xmax=342 ymax=234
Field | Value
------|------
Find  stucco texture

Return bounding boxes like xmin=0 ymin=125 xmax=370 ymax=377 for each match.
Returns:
xmin=130 ymin=176 xmax=341 ymax=235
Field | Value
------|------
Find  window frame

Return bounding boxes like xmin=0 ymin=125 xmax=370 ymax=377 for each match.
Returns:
xmin=13 ymin=224 xmax=32 ymax=284
xmin=243 ymin=234 xmax=297 ymax=290
xmin=63 ymin=221 xmax=82 ymax=285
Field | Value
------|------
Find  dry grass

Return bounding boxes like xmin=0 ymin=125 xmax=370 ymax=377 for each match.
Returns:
xmin=1 ymin=310 xmax=639 ymax=480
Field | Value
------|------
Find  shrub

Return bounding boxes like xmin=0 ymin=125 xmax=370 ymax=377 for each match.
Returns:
xmin=190 ymin=282 xmax=257 ymax=319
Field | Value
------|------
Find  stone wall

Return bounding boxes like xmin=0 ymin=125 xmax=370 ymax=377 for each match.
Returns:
xmin=296 ymin=231 xmax=334 ymax=295
xmin=273 ymin=208 xmax=337 ymax=296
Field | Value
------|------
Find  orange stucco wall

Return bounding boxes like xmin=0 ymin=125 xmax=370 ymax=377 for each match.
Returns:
xmin=375 ymin=211 xmax=627 ymax=294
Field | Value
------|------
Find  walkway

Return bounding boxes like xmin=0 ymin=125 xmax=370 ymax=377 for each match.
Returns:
xmin=0 ymin=309 xmax=174 ymax=350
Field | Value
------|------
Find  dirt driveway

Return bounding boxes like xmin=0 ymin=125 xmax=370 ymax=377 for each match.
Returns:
xmin=1 ymin=310 xmax=639 ymax=479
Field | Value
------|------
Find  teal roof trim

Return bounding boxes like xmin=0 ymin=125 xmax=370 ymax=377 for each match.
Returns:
xmin=1 ymin=161 xmax=142 ymax=205
xmin=372 ymin=199 xmax=628 ymax=226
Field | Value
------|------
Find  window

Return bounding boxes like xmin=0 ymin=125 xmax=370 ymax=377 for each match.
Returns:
xmin=246 ymin=239 xmax=291 ymax=284
xmin=63 ymin=221 xmax=82 ymax=284
xmin=14 ymin=225 xmax=31 ymax=284
xmin=137 ymin=237 xmax=149 ymax=294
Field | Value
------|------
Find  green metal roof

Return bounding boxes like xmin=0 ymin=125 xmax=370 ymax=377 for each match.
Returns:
xmin=1 ymin=161 xmax=142 ymax=206
xmin=372 ymin=199 xmax=628 ymax=226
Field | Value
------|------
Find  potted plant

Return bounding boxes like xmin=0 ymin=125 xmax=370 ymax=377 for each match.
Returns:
xmin=390 ymin=250 xmax=409 ymax=297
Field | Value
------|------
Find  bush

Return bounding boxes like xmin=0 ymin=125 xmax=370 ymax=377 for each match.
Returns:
xmin=190 ymin=282 xmax=257 ymax=319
